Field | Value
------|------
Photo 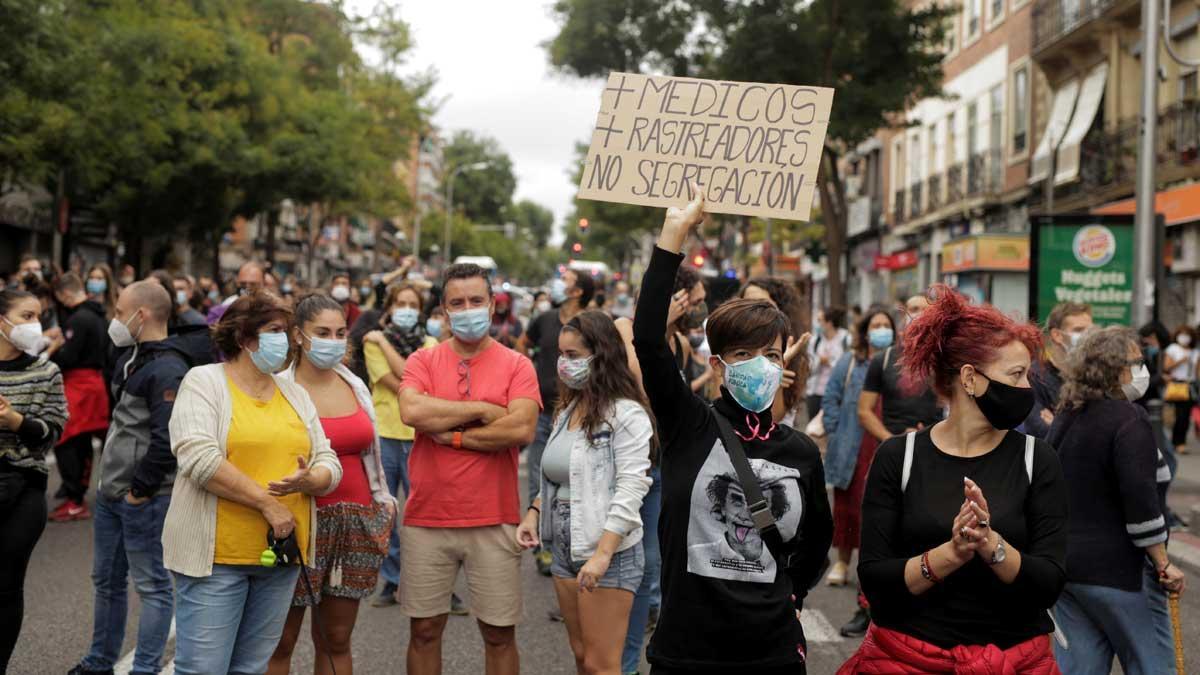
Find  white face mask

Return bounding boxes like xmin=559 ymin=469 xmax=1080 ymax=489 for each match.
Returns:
xmin=1067 ymin=332 xmax=1084 ymax=351
xmin=1122 ymin=364 xmax=1151 ymax=401
xmin=2 ymin=318 xmax=43 ymax=355
xmin=331 ymin=285 xmax=351 ymax=302
xmin=1179 ymin=334 xmax=1193 ymax=348
xmin=108 ymin=313 xmax=142 ymax=349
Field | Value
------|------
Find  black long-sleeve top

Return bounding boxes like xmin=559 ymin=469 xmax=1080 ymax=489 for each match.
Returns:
xmin=635 ymin=246 xmax=833 ymax=671
xmin=1047 ymin=399 xmax=1168 ymax=591
xmin=858 ymin=429 xmax=1067 ymax=649
xmin=51 ymin=300 xmax=109 ymax=371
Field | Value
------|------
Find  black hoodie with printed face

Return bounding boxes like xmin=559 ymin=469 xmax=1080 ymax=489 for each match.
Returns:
xmin=633 ymin=246 xmax=833 ymax=671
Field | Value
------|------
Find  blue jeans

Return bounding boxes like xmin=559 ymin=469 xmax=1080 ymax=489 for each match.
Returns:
xmin=80 ymin=495 xmax=173 ymax=675
xmin=525 ymin=411 xmax=555 ymax=505
xmin=379 ymin=437 xmax=412 ymax=586
xmin=173 ymin=564 xmax=301 ymax=675
xmin=1053 ymin=563 xmax=1175 ymax=675
xmin=622 ymin=466 xmax=662 ymax=674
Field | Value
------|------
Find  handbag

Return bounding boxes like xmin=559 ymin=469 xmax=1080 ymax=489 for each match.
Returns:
xmin=1165 ymin=381 xmax=1191 ymax=402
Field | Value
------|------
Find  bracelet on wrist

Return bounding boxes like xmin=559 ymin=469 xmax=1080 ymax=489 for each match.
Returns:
xmin=920 ymin=550 xmax=944 ymax=584
xmin=528 ymin=505 xmax=540 ymax=516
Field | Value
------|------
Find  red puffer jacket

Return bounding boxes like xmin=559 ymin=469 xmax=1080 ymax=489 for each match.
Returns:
xmin=838 ymin=626 xmax=1060 ymax=675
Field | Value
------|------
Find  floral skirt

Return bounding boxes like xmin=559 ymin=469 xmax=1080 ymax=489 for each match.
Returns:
xmin=291 ymin=500 xmax=393 ymax=606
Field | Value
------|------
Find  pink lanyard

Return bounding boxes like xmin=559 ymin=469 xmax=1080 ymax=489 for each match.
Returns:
xmin=735 ymin=413 xmax=775 ymax=442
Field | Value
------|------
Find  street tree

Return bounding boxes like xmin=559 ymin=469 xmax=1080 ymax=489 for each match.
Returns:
xmin=441 ymin=130 xmax=518 ymax=224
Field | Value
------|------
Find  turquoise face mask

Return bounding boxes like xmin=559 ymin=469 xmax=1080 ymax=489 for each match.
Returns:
xmin=302 ymin=334 xmax=347 ymax=370
xmin=86 ymin=278 xmax=107 ymax=295
xmin=868 ymin=327 xmax=894 ymax=349
xmin=448 ymin=307 xmax=490 ymax=343
xmin=392 ymin=308 xmax=419 ymax=330
xmin=250 ymin=331 xmax=290 ymax=374
xmin=719 ymin=355 xmax=784 ymax=413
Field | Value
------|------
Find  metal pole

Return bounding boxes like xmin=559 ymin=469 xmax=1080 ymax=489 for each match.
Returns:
xmin=412 ymin=167 xmax=422 ymax=261
xmin=1133 ymin=0 xmax=1160 ymax=328
xmin=444 ymin=167 xmax=456 ymax=267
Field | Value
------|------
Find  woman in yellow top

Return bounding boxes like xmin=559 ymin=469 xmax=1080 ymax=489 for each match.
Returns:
xmin=163 ymin=292 xmax=342 ymax=675
xmin=360 ymin=282 xmax=438 ymax=607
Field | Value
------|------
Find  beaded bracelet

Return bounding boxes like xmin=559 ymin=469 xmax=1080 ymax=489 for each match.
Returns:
xmin=920 ymin=550 xmax=943 ymax=584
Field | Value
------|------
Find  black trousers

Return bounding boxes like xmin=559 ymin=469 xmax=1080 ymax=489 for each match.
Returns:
xmin=54 ymin=434 xmax=94 ymax=503
xmin=1172 ymin=400 xmax=1192 ymax=447
xmin=805 ymin=394 xmax=823 ymax=422
xmin=0 ymin=477 xmax=47 ymax=673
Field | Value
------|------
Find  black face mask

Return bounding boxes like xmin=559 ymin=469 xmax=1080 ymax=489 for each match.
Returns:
xmin=972 ymin=370 xmax=1034 ymax=430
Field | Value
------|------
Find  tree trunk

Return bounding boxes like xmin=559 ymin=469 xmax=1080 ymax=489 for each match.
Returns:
xmin=818 ymin=146 xmax=848 ymax=308
xmin=265 ymin=209 xmax=277 ymax=267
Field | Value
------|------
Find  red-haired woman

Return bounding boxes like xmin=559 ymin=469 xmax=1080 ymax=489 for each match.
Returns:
xmin=840 ymin=285 xmax=1068 ymax=673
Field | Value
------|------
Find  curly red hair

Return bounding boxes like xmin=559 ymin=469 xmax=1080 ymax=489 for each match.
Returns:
xmin=900 ymin=284 xmax=1042 ymax=398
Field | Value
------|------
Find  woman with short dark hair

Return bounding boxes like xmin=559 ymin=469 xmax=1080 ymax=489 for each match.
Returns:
xmin=634 ymin=185 xmax=832 ymax=673
xmin=164 ymin=292 xmax=342 ymax=675
xmin=1048 ymin=326 xmax=1184 ymax=674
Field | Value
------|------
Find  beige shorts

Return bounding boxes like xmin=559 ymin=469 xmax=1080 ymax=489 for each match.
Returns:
xmin=400 ymin=524 xmax=523 ymax=626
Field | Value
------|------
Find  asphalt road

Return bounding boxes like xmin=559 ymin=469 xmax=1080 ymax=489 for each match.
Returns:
xmin=11 ymin=444 xmax=1200 ymax=674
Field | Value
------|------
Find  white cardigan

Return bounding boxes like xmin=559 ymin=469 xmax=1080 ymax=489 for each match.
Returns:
xmin=163 ymin=363 xmax=343 ymax=578
xmin=279 ymin=361 xmax=395 ymax=509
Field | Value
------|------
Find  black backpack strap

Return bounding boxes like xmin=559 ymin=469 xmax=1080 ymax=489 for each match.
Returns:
xmin=711 ymin=408 xmax=792 ymax=568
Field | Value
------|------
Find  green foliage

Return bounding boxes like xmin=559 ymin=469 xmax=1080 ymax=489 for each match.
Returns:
xmin=507 ymin=199 xmax=555 ymax=249
xmin=441 ymin=130 xmax=518 ymax=224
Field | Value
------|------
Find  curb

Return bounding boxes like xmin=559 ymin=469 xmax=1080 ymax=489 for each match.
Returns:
xmin=1171 ymin=531 xmax=1200 ymax=571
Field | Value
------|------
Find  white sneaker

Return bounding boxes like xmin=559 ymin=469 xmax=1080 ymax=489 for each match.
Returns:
xmin=826 ymin=560 xmax=849 ymax=586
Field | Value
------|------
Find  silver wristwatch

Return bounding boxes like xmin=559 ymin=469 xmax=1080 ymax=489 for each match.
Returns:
xmin=989 ymin=535 xmax=1007 ymax=566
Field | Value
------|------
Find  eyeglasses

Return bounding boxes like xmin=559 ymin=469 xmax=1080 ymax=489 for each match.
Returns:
xmin=457 ymin=360 xmax=471 ymax=398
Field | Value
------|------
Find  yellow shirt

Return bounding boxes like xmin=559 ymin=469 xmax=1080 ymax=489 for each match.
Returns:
xmin=365 ymin=337 xmax=437 ymax=441
xmin=214 ymin=377 xmax=312 ymax=565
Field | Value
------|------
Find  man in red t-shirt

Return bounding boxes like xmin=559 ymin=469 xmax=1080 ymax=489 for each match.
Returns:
xmin=398 ymin=262 xmax=541 ymax=675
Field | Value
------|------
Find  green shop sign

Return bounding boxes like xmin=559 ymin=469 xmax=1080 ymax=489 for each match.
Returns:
xmin=1029 ymin=215 xmax=1144 ymax=325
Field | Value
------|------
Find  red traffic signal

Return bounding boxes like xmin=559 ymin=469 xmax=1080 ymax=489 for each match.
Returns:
xmin=692 ymin=254 xmax=705 ymax=267
xmin=579 ymin=218 xmax=589 ymax=230
xmin=572 ymin=242 xmax=583 ymax=253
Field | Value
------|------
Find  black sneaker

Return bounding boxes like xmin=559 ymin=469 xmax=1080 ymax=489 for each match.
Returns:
xmin=450 ymin=592 xmax=469 ymax=616
xmin=370 ymin=582 xmax=399 ymax=607
xmin=68 ymin=666 xmax=114 ymax=675
xmin=839 ymin=607 xmax=870 ymax=638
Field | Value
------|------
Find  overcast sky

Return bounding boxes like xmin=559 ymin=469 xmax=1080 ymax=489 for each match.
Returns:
xmin=362 ymin=1 xmax=603 ymax=240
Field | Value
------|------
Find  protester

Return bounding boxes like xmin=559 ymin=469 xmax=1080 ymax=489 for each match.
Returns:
xmin=842 ymin=285 xmax=1067 ymax=673
xmin=857 ymin=293 xmax=940 ymax=443
xmin=516 ymin=310 xmax=653 ymax=675
xmin=117 ymin=264 xmax=136 ymax=287
xmin=739 ymin=278 xmax=809 ymax=426
xmin=357 ymin=279 xmax=374 ymax=309
xmin=611 ymin=280 xmax=635 ymax=319
xmin=329 ymin=273 xmax=361 ymax=327
xmin=69 ymin=281 xmax=186 ymax=675
xmin=46 ymin=273 xmax=111 ymax=522
xmin=489 ymin=291 xmax=524 ymax=349
xmin=1165 ymin=324 xmax=1197 ymax=455
xmin=85 ymin=263 xmax=119 ymax=319
xmin=1046 ymin=326 xmax=1184 ymax=673
xmin=517 ymin=268 xmax=594 ymax=575
xmin=805 ymin=307 xmax=850 ymax=422
xmin=820 ymin=307 xmax=895 ymax=599
xmin=1021 ymin=302 xmax=1092 ymax=438
xmin=18 ymin=255 xmax=44 ymax=284
xmin=397 ymin=262 xmax=541 ymax=675
xmin=0 ymin=289 xmax=67 ymax=673
xmin=359 ymin=283 xmax=440 ymax=609
xmin=268 ymin=294 xmax=397 ymax=675
xmin=533 ymin=291 xmax=551 ymax=317
xmin=172 ymin=275 xmax=207 ymax=326
xmin=426 ymin=306 xmax=448 ymax=342
xmin=163 ymin=292 xmax=342 ymax=675
xmin=207 ymin=261 xmax=266 ymax=325
xmin=635 ymin=185 xmax=832 ymax=672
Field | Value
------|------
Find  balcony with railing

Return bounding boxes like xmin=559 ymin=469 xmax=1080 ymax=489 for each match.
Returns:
xmin=965 ymin=149 xmax=1004 ymax=198
xmin=909 ymin=182 xmax=923 ymax=219
xmin=893 ymin=189 xmax=905 ymax=224
xmin=1032 ymin=0 xmax=1122 ymax=53
xmin=946 ymin=164 xmax=964 ymax=203
xmin=927 ymin=173 xmax=943 ymax=212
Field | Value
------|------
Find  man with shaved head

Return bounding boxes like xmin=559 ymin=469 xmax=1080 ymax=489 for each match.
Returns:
xmin=206 ymin=260 xmax=266 ymax=325
xmin=69 ymin=279 xmax=190 ymax=675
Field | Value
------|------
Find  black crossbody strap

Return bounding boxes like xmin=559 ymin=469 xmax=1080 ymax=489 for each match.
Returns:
xmin=711 ymin=408 xmax=788 ymax=564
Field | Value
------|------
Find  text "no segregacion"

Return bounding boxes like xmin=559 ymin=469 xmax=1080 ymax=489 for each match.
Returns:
xmin=577 ymin=72 xmax=834 ymax=222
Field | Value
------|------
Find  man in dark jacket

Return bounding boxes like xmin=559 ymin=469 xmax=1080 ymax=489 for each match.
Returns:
xmin=48 ymin=273 xmax=112 ymax=521
xmin=69 ymin=281 xmax=189 ymax=675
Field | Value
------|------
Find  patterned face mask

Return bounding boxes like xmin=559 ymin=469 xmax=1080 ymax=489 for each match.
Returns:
xmin=557 ymin=355 xmax=593 ymax=389
xmin=719 ymin=355 xmax=783 ymax=413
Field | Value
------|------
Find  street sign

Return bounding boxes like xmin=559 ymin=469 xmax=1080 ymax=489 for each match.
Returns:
xmin=1029 ymin=214 xmax=1156 ymax=325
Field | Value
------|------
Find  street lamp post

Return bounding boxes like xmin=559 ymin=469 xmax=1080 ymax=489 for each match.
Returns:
xmin=443 ymin=161 xmax=490 ymax=265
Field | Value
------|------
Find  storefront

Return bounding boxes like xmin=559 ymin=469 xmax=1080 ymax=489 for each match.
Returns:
xmin=874 ymin=249 xmax=920 ymax=303
xmin=941 ymin=234 xmax=1030 ymax=319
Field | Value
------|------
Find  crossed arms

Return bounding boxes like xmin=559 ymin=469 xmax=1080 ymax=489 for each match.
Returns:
xmin=399 ymin=389 xmax=539 ymax=452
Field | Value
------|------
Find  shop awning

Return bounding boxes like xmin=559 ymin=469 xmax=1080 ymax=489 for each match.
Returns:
xmin=1029 ymin=79 xmax=1080 ymax=184
xmin=1091 ymin=182 xmax=1200 ymax=226
xmin=941 ymin=235 xmax=1030 ymax=273
xmin=1055 ymin=62 xmax=1108 ymax=185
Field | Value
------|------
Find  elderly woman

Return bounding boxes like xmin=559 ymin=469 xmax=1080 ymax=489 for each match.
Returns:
xmin=1047 ymin=326 xmax=1185 ymax=674
xmin=164 ymin=292 xmax=342 ymax=675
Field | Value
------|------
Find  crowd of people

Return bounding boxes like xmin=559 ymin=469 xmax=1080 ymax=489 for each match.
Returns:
xmin=0 ymin=185 xmax=1191 ymax=675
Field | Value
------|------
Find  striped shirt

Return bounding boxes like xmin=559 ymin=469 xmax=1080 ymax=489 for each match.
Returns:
xmin=0 ymin=353 xmax=68 ymax=475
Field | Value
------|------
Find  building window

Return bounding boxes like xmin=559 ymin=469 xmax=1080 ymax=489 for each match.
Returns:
xmin=909 ymin=131 xmax=923 ymax=184
xmin=966 ymin=0 xmax=983 ymax=40
xmin=1012 ymin=65 xmax=1030 ymax=155
xmin=990 ymin=85 xmax=1003 ymax=151
xmin=988 ymin=0 xmax=1005 ymax=28
xmin=1182 ymin=70 xmax=1198 ymax=101
xmin=945 ymin=10 xmax=958 ymax=55
xmin=967 ymin=102 xmax=979 ymax=157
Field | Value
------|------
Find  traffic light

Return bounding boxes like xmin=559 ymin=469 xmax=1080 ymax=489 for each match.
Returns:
xmin=579 ymin=218 xmax=589 ymax=231
xmin=572 ymin=242 xmax=583 ymax=253
xmin=692 ymin=253 xmax=705 ymax=267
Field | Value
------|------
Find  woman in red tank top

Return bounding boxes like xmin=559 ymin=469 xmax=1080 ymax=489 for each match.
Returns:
xmin=268 ymin=295 xmax=396 ymax=675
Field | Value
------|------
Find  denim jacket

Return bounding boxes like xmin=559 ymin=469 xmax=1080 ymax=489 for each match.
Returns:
xmin=537 ymin=398 xmax=653 ymax=561
xmin=822 ymin=352 xmax=869 ymax=490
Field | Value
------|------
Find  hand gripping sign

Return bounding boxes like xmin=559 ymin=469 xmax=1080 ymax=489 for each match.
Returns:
xmin=578 ymin=72 xmax=834 ymax=222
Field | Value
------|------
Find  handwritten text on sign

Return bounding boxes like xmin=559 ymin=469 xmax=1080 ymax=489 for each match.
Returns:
xmin=577 ymin=72 xmax=834 ymax=221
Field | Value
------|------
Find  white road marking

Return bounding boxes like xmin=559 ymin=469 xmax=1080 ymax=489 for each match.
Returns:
xmin=801 ymin=609 xmax=843 ymax=643
xmin=113 ymin=618 xmax=175 ymax=675
xmin=1171 ymin=539 xmax=1200 ymax=571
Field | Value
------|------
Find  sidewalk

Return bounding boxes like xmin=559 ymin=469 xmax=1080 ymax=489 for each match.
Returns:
xmin=1167 ymin=447 xmax=1200 ymax=570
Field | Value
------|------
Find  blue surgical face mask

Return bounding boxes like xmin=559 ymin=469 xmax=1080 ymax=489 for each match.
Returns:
xmin=250 ymin=331 xmax=290 ymax=374
xmin=392 ymin=308 xmax=419 ymax=331
xmin=550 ymin=278 xmax=568 ymax=305
xmin=719 ymin=355 xmax=784 ymax=413
xmin=448 ymin=306 xmax=491 ymax=343
xmin=868 ymin=327 xmax=894 ymax=349
xmin=425 ymin=318 xmax=443 ymax=338
xmin=303 ymin=333 xmax=347 ymax=370
xmin=86 ymin=278 xmax=107 ymax=295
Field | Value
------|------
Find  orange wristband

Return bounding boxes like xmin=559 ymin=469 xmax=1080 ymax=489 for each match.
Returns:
xmin=452 ymin=431 xmax=463 ymax=449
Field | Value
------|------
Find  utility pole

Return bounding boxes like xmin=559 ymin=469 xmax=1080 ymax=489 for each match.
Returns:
xmin=1133 ymin=0 xmax=1160 ymax=328
xmin=442 ymin=161 xmax=489 ymax=266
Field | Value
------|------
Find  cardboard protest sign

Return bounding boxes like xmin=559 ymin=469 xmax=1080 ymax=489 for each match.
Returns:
xmin=578 ymin=72 xmax=834 ymax=221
